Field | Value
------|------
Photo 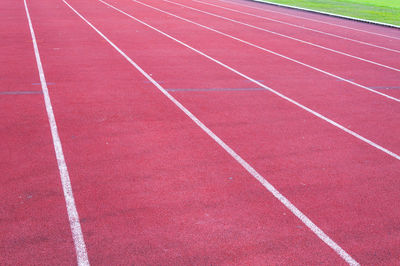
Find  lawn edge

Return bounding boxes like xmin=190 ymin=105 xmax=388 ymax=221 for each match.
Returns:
xmin=248 ymin=0 xmax=400 ymax=28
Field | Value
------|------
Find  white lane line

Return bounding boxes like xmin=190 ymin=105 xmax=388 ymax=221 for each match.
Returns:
xmin=218 ymin=0 xmax=400 ymax=41
xmin=192 ymin=0 xmax=400 ymax=53
xmin=62 ymin=1 xmax=360 ymax=264
xmin=0 ymin=91 xmax=42 ymax=95
xmin=132 ymin=0 xmax=400 ymax=103
xmin=164 ymin=0 xmax=400 ymax=72
xmin=23 ymin=1 xmax=90 ymax=265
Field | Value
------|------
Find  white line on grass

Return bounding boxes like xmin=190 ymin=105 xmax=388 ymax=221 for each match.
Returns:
xmin=132 ymin=0 xmax=400 ymax=102
xmin=63 ymin=1 xmax=360 ymax=264
xmin=164 ymin=0 xmax=400 ymax=72
xmin=24 ymin=1 xmax=90 ymax=265
xmin=217 ymin=0 xmax=400 ymax=41
xmin=192 ymin=0 xmax=400 ymax=53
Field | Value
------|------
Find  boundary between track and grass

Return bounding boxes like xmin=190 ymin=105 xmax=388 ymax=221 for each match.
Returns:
xmin=214 ymin=0 xmax=400 ymax=41
xmin=249 ymin=0 xmax=400 ymax=29
xmin=163 ymin=0 xmax=400 ymax=67
xmin=192 ymin=0 xmax=400 ymax=53
xmin=63 ymin=1 xmax=360 ymax=264
xmin=23 ymin=0 xmax=90 ymax=265
xmin=169 ymin=3 xmax=400 ymax=64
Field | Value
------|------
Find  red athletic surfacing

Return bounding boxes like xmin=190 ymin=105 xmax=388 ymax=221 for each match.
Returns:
xmin=1 ymin=0 xmax=399 ymax=264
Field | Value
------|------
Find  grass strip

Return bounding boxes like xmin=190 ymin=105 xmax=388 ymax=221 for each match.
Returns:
xmin=259 ymin=0 xmax=400 ymax=26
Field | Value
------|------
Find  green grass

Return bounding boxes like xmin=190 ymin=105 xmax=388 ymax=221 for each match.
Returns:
xmin=260 ymin=0 xmax=400 ymax=26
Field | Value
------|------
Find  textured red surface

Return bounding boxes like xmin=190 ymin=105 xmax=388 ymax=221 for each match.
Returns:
xmin=0 ymin=1 xmax=76 ymax=264
xmin=1 ymin=0 xmax=399 ymax=264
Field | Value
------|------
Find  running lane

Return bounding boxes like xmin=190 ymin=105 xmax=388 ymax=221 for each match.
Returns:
xmin=42 ymin=0 xmax=400 ymax=264
xmin=25 ymin=0 xmax=349 ymax=264
xmin=0 ymin=0 xmax=77 ymax=264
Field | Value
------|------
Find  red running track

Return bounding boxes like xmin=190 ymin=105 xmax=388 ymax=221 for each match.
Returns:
xmin=1 ymin=0 xmax=399 ymax=264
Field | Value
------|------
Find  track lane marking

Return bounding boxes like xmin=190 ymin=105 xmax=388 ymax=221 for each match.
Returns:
xmin=192 ymin=0 xmax=400 ymax=53
xmin=166 ymin=87 xmax=265 ymax=91
xmin=62 ymin=1 xmax=360 ymax=264
xmin=131 ymin=0 xmax=400 ymax=102
xmin=163 ymin=0 xmax=400 ymax=72
xmin=216 ymin=0 xmax=400 ymax=41
xmin=0 ymin=91 xmax=42 ymax=95
xmin=24 ymin=1 xmax=90 ymax=265
xmin=100 ymin=0 xmax=400 ymax=159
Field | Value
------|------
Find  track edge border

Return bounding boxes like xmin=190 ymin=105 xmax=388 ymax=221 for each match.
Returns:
xmin=247 ymin=0 xmax=400 ymax=29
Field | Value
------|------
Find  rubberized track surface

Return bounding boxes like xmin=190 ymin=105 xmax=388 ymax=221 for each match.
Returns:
xmin=1 ymin=0 xmax=399 ymax=264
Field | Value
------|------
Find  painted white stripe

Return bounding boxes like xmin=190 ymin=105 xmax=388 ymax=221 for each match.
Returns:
xmin=192 ymin=0 xmax=400 ymax=53
xmin=164 ymin=0 xmax=400 ymax=72
xmin=132 ymin=0 xmax=400 ymax=102
xmin=23 ymin=1 xmax=90 ymax=265
xmin=217 ymin=0 xmax=400 ymax=41
xmin=63 ymin=1 xmax=360 ymax=264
